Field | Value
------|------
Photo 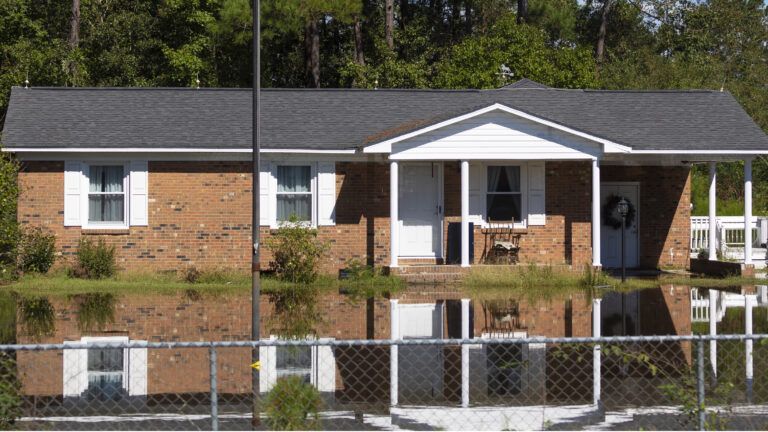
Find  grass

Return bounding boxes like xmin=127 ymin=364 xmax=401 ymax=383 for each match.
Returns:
xmin=1 ymin=268 xmax=403 ymax=299
xmin=462 ymin=264 xmax=765 ymax=301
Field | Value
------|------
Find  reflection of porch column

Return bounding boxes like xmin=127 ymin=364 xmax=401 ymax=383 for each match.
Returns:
xmin=390 ymin=299 xmax=399 ymax=407
xmin=709 ymin=162 xmax=717 ymax=261
xmin=461 ymin=298 xmax=470 ymax=408
xmin=709 ymin=290 xmax=718 ymax=381
xmin=744 ymin=158 xmax=753 ymax=265
xmin=746 ymin=294 xmax=756 ymax=402
xmin=461 ymin=160 xmax=470 ymax=267
xmin=390 ymin=161 xmax=399 ymax=268
xmin=592 ymin=159 xmax=601 ymax=267
xmin=592 ymin=298 xmax=602 ymax=406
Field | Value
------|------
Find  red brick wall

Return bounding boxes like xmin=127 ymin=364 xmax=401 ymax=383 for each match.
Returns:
xmin=17 ymin=161 xmax=690 ymax=272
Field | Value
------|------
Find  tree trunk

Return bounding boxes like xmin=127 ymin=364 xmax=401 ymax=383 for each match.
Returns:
xmin=385 ymin=0 xmax=394 ymax=50
xmin=516 ymin=0 xmax=528 ymax=24
xmin=354 ymin=17 xmax=365 ymax=66
xmin=67 ymin=0 xmax=80 ymax=84
xmin=304 ymin=19 xmax=320 ymax=88
xmin=596 ymin=0 xmax=612 ymax=65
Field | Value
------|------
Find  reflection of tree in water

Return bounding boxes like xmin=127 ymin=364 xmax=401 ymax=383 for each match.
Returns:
xmin=267 ymin=285 xmax=323 ymax=339
xmin=17 ymin=296 xmax=55 ymax=340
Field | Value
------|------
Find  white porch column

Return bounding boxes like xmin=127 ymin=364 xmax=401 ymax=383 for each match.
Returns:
xmin=709 ymin=290 xmax=718 ymax=380
xmin=390 ymin=299 xmax=399 ymax=407
xmin=709 ymin=162 xmax=717 ymax=261
xmin=592 ymin=159 xmax=601 ymax=267
xmin=461 ymin=298 xmax=470 ymax=408
xmin=744 ymin=158 xmax=753 ymax=265
xmin=390 ymin=161 xmax=399 ymax=268
xmin=461 ymin=160 xmax=470 ymax=267
xmin=592 ymin=298 xmax=602 ymax=406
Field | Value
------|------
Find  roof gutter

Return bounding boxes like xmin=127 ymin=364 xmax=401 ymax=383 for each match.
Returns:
xmin=1 ymin=147 xmax=359 ymax=154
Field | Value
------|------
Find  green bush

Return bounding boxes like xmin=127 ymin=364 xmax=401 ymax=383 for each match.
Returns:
xmin=264 ymin=375 xmax=322 ymax=430
xmin=16 ymin=228 xmax=56 ymax=274
xmin=0 ymin=152 xmax=19 ymax=282
xmin=266 ymin=217 xmax=329 ymax=284
xmin=0 ymin=353 xmax=21 ymax=429
xmin=72 ymin=238 xmax=116 ymax=279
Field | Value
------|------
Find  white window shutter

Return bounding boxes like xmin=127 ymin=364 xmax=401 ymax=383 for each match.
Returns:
xmin=259 ymin=341 xmax=276 ymax=393
xmin=468 ymin=163 xmax=485 ymax=224
xmin=317 ymin=162 xmax=336 ymax=226
xmin=128 ymin=343 xmax=148 ymax=396
xmin=259 ymin=162 xmax=271 ymax=226
xmin=129 ymin=161 xmax=149 ymax=226
xmin=62 ymin=342 xmax=87 ymax=397
xmin=314 ymin=340 xmax=336 ymax=392
xmin=527 ymin=162 xmax=546 ymax=226
xmin=64 ymin=162 xmax=83 ymax=227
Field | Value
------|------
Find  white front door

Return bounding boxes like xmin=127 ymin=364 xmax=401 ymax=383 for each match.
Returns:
xmin=601 ymin=183 xmax=640 ymax=268
xmin=399 ymin=163 xmax=442 ymax=257
xmin=398 ymin=303 xmax=444 ymax=402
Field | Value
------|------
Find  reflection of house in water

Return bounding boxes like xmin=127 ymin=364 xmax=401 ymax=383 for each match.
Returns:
xmin=691 ymin=285 xmax=768 ymax=324
xmin=16 ymin=286 xmax=692 ymax=409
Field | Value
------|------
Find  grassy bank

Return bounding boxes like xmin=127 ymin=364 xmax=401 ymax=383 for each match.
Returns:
xmin=2 ymin=269 xmax=403 ymax=299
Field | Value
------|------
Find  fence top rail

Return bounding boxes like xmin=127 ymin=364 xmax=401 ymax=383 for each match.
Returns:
xmin=1 ymin=334 xmax=767 ymax=351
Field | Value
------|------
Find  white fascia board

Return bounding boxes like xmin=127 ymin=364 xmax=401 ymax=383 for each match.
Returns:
xmin=362 ymin=103 xmax=632 ymax=154
xmin=629 ymin=150 xmax=768 ymax=155
xmin=1 ymin=147 xmax=358 ymax=154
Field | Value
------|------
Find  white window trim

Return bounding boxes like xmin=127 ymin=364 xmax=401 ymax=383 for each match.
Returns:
xmin=63 ymin=336 xmax=147 ymax=397
xmin=260 ymin=336 xmax=336 ymax=393
xmin=272 ymin=162 xmax=318 ymax=228
xmin=481 ymin=163 xmax=528 ymax=229
xmin=82 ymin=162 xmax=130 ymax=230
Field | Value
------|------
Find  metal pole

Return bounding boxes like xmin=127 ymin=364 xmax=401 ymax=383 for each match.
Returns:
xmin=251 ymin=0 xmax=261 ymax=427
xmin=210 ymin=346 xmax=219 ymax=431
xmin=621 ymin=215 xmax=626 ymax=283
xmin=697 ymin=338 xmax=706 ymax=431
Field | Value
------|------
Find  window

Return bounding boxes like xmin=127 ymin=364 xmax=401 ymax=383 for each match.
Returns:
xmin=86 ymin=348 xmax=125 ymax=399
xmin=486 ymin=166 xmax=521 ymax=222
xmin=276 ymin=165 xmax=312 ymax=223
xmin=276 ymin=346 xmax=312 ymax=384
xmin=88 ymin=165 xmax=126 ymax=224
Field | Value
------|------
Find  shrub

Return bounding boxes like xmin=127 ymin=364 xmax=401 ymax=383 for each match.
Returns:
xmin=0 ymin=152 xmax=19 ymax=281
xmin=265 ymin=217 xmax=329 ymax=284
xmin=264 ymin=375 xmax=322 ymax=430
xmin=16 ymin=228 xmax=56 ymax=273
xmin=73 ymin=238 xmax=116 ymax=279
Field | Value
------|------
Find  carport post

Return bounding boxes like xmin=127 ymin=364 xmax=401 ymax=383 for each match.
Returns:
xmin=592 ymin=298 xmax=602 ymax=407
xmin=390 ymin=299 xmax=399 ymax=407
xmin=461 ymin=298 xmax=470 ymax=408
xmin=746 ymin=294 xmax=755 ymax=402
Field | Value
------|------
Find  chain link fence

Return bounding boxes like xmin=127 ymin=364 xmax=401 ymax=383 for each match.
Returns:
xmin=0 ymin=335 xmax=766 ymax=430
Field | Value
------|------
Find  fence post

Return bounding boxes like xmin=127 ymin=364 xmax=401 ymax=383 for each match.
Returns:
xmin=697 ymin=338 xmax=706 ymax=431
xmin=592 ymin=298 xmax=602 ymax=407
xmin=210 ymin=345 xmax=218 ymax=432
xmin=390 ymin=299 xmax=399 ymax=408
xmin=745 ymin=294 xmax=755 ymax=403
xmin=461 ymin=298 xmax=470 ymax=408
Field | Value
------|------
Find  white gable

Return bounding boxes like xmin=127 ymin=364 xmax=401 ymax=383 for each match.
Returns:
xmin=388 ymin=110 xmax=602 ymax=161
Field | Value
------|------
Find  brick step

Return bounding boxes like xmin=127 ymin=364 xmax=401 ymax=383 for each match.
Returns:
xmin=391 ymin=265 xmax=467 ymax=275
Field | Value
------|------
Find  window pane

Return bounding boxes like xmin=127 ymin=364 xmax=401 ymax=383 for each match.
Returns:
xmin=487 ymin=166 xmax=520 ymax=193
xmin=88 ymin=348 xmax=123 ymax=372
xmin=89 ymin=166 xmax=124 ymax=193
xmin=277 ymin=166 xmax=311 ymax=193
xmin=89 ymin=195 xmax=125 ymax=222
xmin=277 ymin=195 xmax=311 ymax=222
xmin=487 ymin=194 xmax=521 ymax=222
xmin=276 ymin=346 xmax=312 ymax=370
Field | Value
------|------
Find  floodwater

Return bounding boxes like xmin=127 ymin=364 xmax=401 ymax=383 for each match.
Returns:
xmin=3 ymin=283 xmax=767 ymax=431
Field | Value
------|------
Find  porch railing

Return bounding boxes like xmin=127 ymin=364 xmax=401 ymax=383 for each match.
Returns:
xmin=690 ymin=216 xmax=766 ymax=259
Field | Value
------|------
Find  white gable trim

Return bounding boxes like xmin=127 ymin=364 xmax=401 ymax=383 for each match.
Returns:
xmin=363 ymin=103 xmax=632 ymax=155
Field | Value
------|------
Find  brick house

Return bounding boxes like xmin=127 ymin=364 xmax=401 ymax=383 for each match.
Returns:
xmin=3 ymin=80 xmax=767 ymax=272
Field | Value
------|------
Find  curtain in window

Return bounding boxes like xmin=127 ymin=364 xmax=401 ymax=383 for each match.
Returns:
xmin=487 ymin=166 xmax=520 ymax=192
xmin=88 ymin=166 xmax=125 ymax=223
xmin=277 ymin=166 xmax=311 ymax=192
xmin=487 ymin=166 xmax=521 ymax=222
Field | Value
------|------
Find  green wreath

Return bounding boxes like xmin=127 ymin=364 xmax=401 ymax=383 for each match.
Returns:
xmin=602 ymin=194 xmax=636 ymax=230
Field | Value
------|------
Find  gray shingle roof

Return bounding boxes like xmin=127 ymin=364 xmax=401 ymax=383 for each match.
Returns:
xmin=3 ymin=84 xmax=767 ymax=152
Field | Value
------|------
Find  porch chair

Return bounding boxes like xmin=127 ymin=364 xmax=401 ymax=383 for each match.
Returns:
xmin=484 ymin=218 xmax=521 ymax=264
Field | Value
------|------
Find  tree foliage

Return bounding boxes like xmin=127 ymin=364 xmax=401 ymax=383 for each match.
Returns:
xmin=0 ymin=0 xmax=766 ymax=210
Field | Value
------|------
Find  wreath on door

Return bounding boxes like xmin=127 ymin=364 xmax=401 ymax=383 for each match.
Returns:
xmin=602 ymin=194 xmax=636 ymax=230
